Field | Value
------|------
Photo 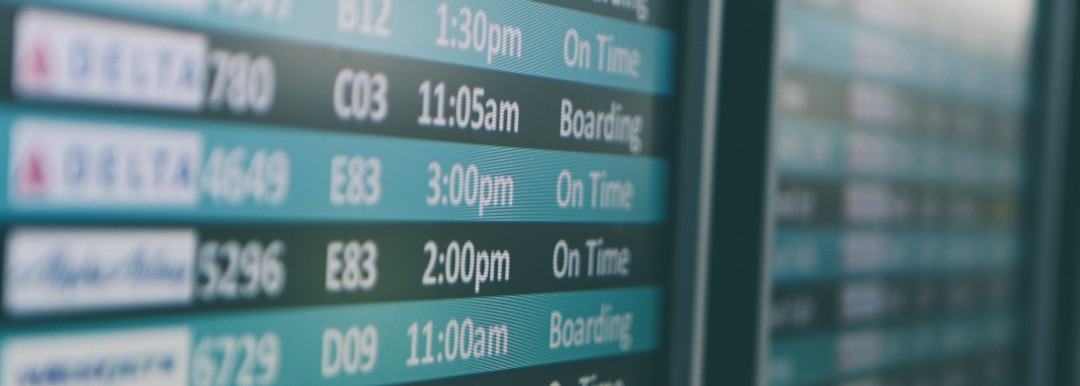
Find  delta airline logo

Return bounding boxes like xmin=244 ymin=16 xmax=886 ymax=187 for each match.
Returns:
xmin=2 ymin=328 xmax=189 ymax=386
xmin=9 ymin=118 xmax=202 ymax=206
xmin=13 ymin=7 xmax=207 ymax=111
xmin=17 ymin=36 xmax=51 ymax=92
xmin=14 ymin=142 xmax=48 ymax=197
xmin=4 ymin=228 xmax=196 ymax=317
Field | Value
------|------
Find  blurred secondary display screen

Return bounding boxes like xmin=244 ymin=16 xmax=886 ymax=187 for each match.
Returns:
xmin=768 ymin=0 xmax=1032 ymax=385
xmin=0 ymin=1 xmax=677 ymax=385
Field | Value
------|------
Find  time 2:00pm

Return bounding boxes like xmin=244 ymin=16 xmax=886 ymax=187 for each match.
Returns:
xmin=422 ymin=240 xmax=510 ymax=294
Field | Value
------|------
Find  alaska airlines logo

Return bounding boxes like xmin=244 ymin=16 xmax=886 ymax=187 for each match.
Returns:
xmin=9 ymin=118 xmax=202 ymax=206
xmin=2 ymin=328 xmax=190 ymax=386
xmin=13 ymin=7 xmax=207 ymax=111
xmin=9 ymin=243 xmax=189 ymax=289
xmin=5 ymin=229 xmax=196 ymax=317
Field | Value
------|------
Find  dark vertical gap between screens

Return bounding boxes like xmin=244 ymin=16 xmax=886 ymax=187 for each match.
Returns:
xmin=1025 ymin=0 xmax=1069 ymax=384
xmin=705 ymin=0 xmax=777 ymax=385
xmin=1053 ymin=0 xmax=1080 ymax=384
xmin=666 ymin=0 xmax=721 ymax=384
xmin=656 ymin=0 xmax=688 ymax=382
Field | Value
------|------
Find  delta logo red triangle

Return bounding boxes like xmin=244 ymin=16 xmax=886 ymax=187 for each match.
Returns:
xmin=16 ymin=145 xmax=47 ymax=196
xmin=18 ymin=39 xmax=51 ymax=90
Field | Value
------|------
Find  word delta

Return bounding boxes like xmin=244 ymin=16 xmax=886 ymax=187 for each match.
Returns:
xmin=560 ymin=99 xmax=644 ymax=154
xmin=15 ymin=8 xmax=206 ymax=111
xmin=563 ymin=29 xmax=641 ymax=78
xmin=549 ymin=304 xmax=634 ymax=351
xmin=11 ymin=120 xmax=201 ymax=206
xmin=552 ymin=239 xmax=631 ymax=279
xmin=30 ymin=144 xmax=196 ymax=198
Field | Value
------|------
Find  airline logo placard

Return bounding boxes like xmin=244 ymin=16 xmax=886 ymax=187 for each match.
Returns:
xmin=2 ymin=328 xmax=190 ymax=386
xmin=13 ymin=7 xmax=207 ymax=111
xmin=9 ymin=118 xmax=202 ymax=207
xmin=4 ymin=228 xmax=196 ymax=317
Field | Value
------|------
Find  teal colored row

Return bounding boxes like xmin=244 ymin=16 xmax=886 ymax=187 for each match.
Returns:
xmin=772 ymin=228 xmax=1019 ymax=284
xmin=776 ymin=118 xmax=1021 ymax=189
xmin=0 ymin=104 xmax=669 ymax=223
xmin=2 ymin=0 xmax=674 ymax=94
xmin=768 ymin=312 xmax=1016 ymax=386
xmin=0 ymin=287 xmax=659 ymax=385
xmin=781 ymin=6 xmax=1028 ymax=110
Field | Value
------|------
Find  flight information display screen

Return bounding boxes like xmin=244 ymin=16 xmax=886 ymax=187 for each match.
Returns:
xmin=767 ymin=0 xmax=1032 ymax=385
xmin=0 ymin=1 xmax=678 ymax=385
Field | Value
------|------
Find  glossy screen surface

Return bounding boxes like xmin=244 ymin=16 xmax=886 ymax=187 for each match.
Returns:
xmin=0 ymin=1 xmax=679 ymax=384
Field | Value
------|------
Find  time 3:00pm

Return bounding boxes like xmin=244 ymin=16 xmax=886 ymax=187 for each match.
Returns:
xmin=204 ymin=149 xmax=521 ymax=219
